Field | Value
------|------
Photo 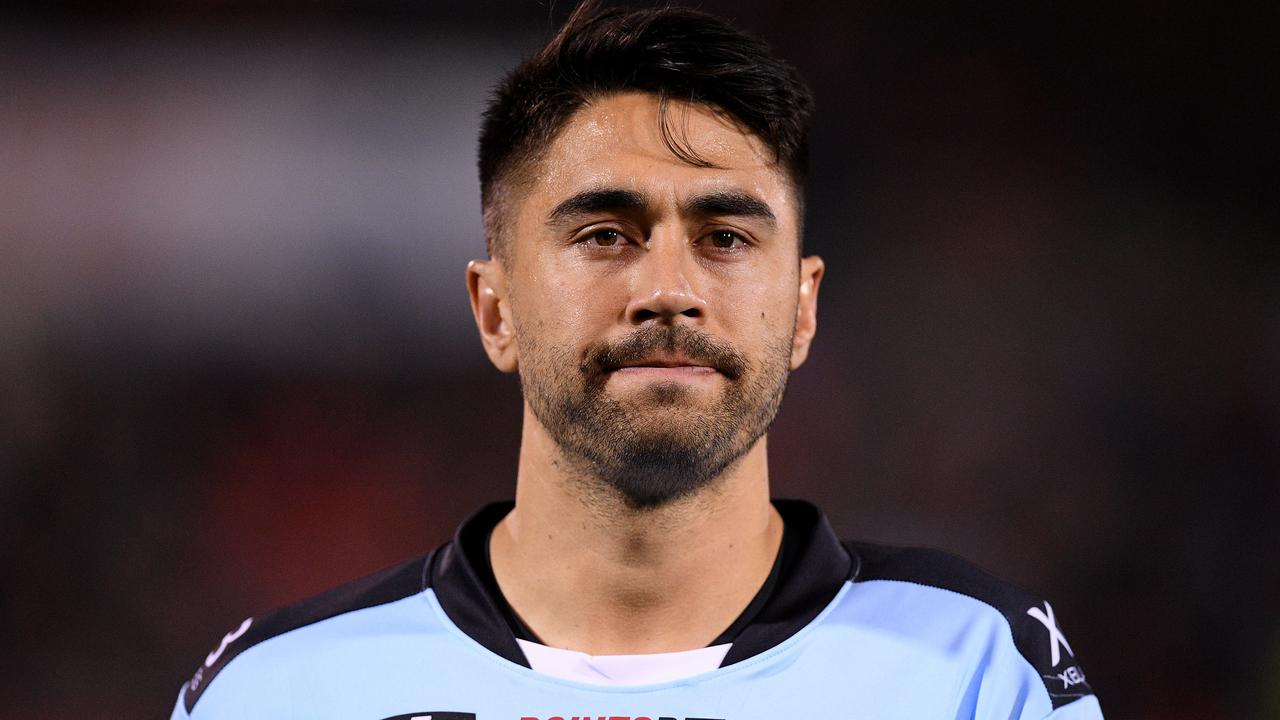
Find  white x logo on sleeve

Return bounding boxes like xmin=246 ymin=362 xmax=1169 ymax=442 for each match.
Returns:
xmin=1026 ymin=601 xmax=1074 ymax=667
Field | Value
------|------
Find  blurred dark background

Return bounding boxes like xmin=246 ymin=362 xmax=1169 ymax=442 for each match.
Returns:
xmin=1 ymin=1 xmax=1276 ymax=717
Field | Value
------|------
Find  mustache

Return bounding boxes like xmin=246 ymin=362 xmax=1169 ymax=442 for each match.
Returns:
xmin=583 ymin=325 xmax=747 ymax=380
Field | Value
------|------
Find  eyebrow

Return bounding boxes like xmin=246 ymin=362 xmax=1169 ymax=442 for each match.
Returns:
xmin=683 ymin=190 xmax=776 ymax=228
xmin=548 ymin=187 xmax=778 ymax=229
xmin=548 ymin=189 xmax=647 ymax=223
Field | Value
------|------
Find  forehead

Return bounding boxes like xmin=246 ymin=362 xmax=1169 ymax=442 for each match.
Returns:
xmin=522 ymin=92 xmax=799 ymax=225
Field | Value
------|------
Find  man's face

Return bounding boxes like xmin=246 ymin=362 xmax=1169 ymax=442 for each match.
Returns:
xmin=470 ymin=92 xmax=823 ymax=508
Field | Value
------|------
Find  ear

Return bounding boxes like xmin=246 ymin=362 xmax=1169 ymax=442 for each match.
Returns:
xmin=790 ymin=255 xmax=825 ymax=370
xmin=467 ymin=259 xmax=519 ymax=373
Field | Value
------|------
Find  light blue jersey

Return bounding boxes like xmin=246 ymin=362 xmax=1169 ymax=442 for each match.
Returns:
xmin=173 ymin=501 xmax=1102 ymax=720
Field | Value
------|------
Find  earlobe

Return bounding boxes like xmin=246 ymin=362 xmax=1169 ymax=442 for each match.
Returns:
xmin=790 ymin=255 xmax=825 ymax=370
xmin=466 ymin=259 xmax=519 ymax=373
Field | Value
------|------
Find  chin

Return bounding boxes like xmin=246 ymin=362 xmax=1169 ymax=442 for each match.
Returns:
xmin=615 ymin=379 xmax=721 ymax=408
xmin=599 ymin=454 xmax=726 ymax=510
xmin=591 ymin=424 xmax=755 ymax=510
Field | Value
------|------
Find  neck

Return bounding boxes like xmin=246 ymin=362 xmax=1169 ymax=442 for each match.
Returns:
xmin=489 ymin=405 xmax=783 ymax=655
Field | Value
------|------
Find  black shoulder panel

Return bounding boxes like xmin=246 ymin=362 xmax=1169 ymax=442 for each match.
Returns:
xmin=182 ymin=554 xmax=430 ymax=713
xmin=847 ymin=542 xmax=1095 ymax=709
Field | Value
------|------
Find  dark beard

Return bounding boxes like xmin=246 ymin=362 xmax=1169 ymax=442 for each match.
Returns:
xmin=518 ymin=323 xmax=792 ymax=510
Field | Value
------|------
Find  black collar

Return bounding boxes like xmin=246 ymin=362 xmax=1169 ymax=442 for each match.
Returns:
xmin=427 ymin=499 xmax=856 ymax=668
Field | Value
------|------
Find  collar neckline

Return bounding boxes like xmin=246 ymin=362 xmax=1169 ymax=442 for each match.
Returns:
xmin=428 ymin=499 xmax=855 ymax=668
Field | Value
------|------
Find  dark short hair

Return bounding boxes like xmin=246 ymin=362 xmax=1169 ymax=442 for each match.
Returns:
xmin=477 ymin=0 xmax=815 ymax=260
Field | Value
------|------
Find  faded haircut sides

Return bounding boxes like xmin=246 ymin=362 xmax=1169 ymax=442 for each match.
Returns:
xmin=477 ymin=0 xmax=815 ymax=262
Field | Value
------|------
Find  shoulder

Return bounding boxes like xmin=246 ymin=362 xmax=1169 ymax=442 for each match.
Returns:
xmin=843 ymin=541 xmax=1097 ymax=713
xmin=851 ymin=541 xmax=1045 ymax=616
xmin=178 ymin=552 xmax=432 ymax=716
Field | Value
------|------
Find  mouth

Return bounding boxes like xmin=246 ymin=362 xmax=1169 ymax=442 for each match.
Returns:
xmin=584 ymin=326 xmax=746 ymax=382
xmin=610 ymin=355 xmax=720 ymax=376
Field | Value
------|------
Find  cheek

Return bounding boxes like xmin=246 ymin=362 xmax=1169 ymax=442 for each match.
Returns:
xmin=710 ymin=273 xmax=797 ymax=339
xmin=514 ymin=258 xmax=628 ymax=352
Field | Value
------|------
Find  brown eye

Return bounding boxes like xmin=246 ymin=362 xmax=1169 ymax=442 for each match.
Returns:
xmin=709 ymin=230 xmax=745 ymax=249
xmin=590 ymin=229 xmax=621 ymax=246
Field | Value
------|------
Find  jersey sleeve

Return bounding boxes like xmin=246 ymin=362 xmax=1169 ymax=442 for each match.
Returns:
xmin=172 ymin=556 xmax=428 ymax=717
xmin=848 ymin=542 xmax=1102 ymax=719
xmin=961 ymin=590 xmax=1103 ymax=720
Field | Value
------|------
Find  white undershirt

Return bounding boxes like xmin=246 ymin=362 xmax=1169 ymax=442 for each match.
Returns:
xmin=516 ymin=639 xmax=732 ymax=686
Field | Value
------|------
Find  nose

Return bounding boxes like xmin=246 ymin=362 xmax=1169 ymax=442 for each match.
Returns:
xmin=623 ymin=233 xmax=707 ymax=325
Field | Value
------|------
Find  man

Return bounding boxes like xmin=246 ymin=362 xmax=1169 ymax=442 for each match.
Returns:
xmin=174 ymin=2 xmax=1102 ymax=718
